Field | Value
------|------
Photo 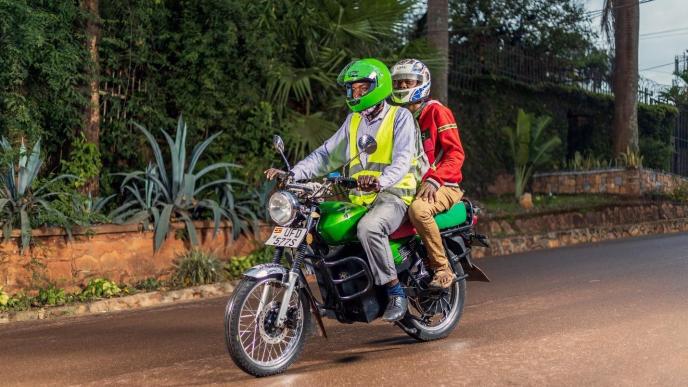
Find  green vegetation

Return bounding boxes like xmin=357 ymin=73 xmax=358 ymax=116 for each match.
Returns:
xmin=112 ymin=116 xmax=256 ymax=251
xmin=225 ymin=246 xmax=274 ymax=280
xmin=0 ymin=286 xmax=8 ymax=306
xmin=79 ymin=278 xmax=122 ymax=301
xmin=172 ymin=249 xmax=226 ymax=287
xmin=0 ymin=138 xmax=74 ymax=252
xmin=481 ymin=194 xmax=624 ymax=218
xmin=502 ymin=109 xmax=561 ymax=198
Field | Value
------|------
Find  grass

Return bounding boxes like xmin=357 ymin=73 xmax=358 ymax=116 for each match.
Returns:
xmin=478 ymin=194 xmax=629 ymax=218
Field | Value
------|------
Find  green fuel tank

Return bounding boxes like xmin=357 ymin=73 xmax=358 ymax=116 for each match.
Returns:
xmin=317 ymin=201 xmax=368 ymax=245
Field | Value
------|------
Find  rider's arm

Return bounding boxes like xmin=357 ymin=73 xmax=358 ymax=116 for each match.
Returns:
xmin=290 ymin=117 xmax=349 ymax=180
xmin=424 ymin=104 xmax=465 ymax=188
xmin=379 ymin=108 xmax=416 ymax=190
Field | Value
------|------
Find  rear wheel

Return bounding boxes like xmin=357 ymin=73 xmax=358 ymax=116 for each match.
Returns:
xmin=400 ymin=263 xmax=466 ymax=341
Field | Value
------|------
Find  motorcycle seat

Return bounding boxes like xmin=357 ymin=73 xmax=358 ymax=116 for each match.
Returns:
xmin=389 ymin=201 xmax=469 ymax=240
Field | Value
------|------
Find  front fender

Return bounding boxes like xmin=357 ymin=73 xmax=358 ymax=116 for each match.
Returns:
xmin=242 ymin=263 xmax=288 ymax=281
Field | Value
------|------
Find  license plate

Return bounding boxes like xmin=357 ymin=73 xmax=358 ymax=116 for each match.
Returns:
xmin=265 ymin=227 xmax=307 ymax=247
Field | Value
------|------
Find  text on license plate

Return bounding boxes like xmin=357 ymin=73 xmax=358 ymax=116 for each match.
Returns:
xmin=265 ymin=227 xmax=307 ymax=247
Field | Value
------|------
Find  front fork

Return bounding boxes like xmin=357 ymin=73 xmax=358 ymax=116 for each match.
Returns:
xmin=264 ymin=206 xmax=317 ymax=329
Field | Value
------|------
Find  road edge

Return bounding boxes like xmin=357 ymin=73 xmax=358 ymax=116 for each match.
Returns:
xmin=0 ymin=281 xmax=239 ymax=325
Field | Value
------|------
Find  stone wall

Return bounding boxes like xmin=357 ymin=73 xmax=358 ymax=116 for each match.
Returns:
xmin=479 ymin=202 xmax=688 ymax=237
xmin=0 ymin=222 xmax=272 ymax=293
xmin=473 ymin=217 xmax=688 ymax=258
xmin=473 ymin=201 xmax=688 ymax=258
xmin=488 ymin=168 xmax=688 ymax=197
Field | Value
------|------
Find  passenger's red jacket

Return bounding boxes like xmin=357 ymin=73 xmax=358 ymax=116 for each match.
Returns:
xmin=417 ymin=100 xmax=465 ymax=188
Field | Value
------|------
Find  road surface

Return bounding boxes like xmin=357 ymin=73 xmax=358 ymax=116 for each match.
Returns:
xmin=2 ymin=233 xmax=687 ymax=386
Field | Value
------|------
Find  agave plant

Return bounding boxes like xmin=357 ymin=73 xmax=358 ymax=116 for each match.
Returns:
xmin=214 ymin=167 xmax=261 ymax=239
xmin=114 ymin=116 xmax=255 ymax=251
xmin=0 ymin=138 xmax=73 ymax=252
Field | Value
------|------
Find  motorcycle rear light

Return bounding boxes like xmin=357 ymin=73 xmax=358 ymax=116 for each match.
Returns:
xmin=472 ymin=215 xmax=479 ymax=225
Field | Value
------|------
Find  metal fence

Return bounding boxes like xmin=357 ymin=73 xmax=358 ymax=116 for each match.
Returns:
xmin=672 ymin=110 xmax=688 ymax=176
xmin=449 ymin=44 xmax=688 ymax=176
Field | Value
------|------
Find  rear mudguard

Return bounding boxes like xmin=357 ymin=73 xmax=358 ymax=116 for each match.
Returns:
xmin=242 ymin=263 xmax=328 ymax=338
xmin=444 ymin=235 xmax=491 ymax=283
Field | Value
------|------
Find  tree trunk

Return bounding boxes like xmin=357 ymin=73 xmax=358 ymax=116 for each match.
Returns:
xmin=82 ymin=0 xmax=101 ymax=195
xmin=611 ymin=0 xmax=639 ymax=156
xmin=427 ymin=0 xmax=449 ymax=104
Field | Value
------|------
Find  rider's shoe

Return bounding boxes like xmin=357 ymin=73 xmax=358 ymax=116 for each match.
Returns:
xmin=428 ymin=265 xmax=456 ymax=290
xmin=382 ymin=296 xmax=408 ymax=322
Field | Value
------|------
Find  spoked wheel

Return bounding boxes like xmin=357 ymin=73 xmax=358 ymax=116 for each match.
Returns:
xmin=224 ymin=278 xmax=311 ymax=377
xmin=400 ymin=264 xmax=466 ymax=341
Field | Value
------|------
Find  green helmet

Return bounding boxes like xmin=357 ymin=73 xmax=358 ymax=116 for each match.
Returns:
xmin=337 ymin=58 xmax=392 ymax=112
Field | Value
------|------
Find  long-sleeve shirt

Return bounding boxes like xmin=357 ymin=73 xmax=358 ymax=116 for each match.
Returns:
xmin=418 ymin=100 xmax=465 ymax=188
xmin=291 ymin=101 xmax=416 ymax=190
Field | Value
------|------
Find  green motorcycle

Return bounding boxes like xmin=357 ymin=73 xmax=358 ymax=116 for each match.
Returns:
xmin=224 ymin=135 xmax=490 ymax=377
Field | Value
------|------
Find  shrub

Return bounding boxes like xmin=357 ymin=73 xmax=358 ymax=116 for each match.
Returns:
xmin=502 ymin=109 xmax=561 ymax=198
xmin=671 ymin=182 xmax=688 ymax=202
xmin=135 ymin=277 xmax=164 ymax=292
xmin=173 ymin=249 xmax=226 ymax=287
xmin=36 ymin=285 xmax=66 ymax=306
xmin=60 ymin=132 xmax=102 ymax=189
xmin=79 ymin=278 xmax=121 ymax=301
xmin=225 ymin=246 xmax=274 ymax=280
xmin=617 ymin=146 xmax=644 ymax=169
xmin=0 ymin=286 xmax=8 ymax=307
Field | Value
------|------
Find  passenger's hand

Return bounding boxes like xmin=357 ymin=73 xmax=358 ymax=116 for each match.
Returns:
xmin=357 ymin=175 xmax=380 ymax=192
xmin=417 ymin=181 xmax=437 ymax=203
xmin=264 ymin=168 xmax=287 ymax=181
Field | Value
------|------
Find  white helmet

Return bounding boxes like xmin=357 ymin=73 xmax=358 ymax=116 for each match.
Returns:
xmin=390 ymin=59 xmax=431 ymax=105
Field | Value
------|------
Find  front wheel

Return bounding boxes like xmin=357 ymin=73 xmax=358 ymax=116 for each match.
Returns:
xmin=224 ymin=278 xmax=312 ymax=377
xmin=400 ymin=264 xmax=466 ymax=341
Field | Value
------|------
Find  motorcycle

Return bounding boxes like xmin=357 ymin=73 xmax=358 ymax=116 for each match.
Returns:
xmin=224 ymin=135 xmax=490 ymax=377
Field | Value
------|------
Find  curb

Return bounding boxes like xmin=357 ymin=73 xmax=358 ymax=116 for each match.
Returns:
xmin=0 ymin=281 xmax=238 ymax=325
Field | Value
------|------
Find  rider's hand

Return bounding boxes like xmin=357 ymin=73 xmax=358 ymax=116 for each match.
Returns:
xmin=264 ymin=168 xmax=287 ymax=181
xmin=357 ymin=176 xmax=381 ymax=192
xmin=417 ymin=181 xmax=438 ymax=203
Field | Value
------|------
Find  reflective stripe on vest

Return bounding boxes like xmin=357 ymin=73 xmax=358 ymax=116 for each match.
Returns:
xmin=348 ymin=106 xmax=417 ymax=206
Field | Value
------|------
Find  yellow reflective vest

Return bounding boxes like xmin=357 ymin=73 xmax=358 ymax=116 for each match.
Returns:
xmin=348 ymin=106 xmax=417 ymax=206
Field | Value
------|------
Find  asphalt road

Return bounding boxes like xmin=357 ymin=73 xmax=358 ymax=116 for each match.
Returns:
xmin=2 ymin=233 xmax=687 ymax=386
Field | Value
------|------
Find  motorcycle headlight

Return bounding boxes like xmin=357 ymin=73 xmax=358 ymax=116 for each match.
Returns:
xmin=268 ymin=191 xmax=299 ymax=226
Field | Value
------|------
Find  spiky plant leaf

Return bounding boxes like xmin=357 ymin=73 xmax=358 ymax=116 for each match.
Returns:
xmin=154 ymin=204 xmax=173 ymax=251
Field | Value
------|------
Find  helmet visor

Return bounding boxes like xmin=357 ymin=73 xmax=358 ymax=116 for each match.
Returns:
xmin=391 ymin=72 xmax=424 ymax=81
xmin=345 ymin=79 xmax=377 ymax=101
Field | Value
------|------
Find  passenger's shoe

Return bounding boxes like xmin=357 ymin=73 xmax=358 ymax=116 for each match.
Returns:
xmin=428 ymin=266 xmax=456 ymax=289
xmin=382 ymin=296 xmax=408 ymax=322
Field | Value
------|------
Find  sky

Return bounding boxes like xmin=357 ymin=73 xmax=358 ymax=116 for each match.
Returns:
xmin=582 ymin=0 xmax=688 ymax=86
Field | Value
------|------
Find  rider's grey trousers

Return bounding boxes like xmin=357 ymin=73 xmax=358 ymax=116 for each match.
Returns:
xmin=356 ymin=192 xmax=408 ymax=286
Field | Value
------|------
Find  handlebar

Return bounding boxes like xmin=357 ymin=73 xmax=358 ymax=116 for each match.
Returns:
xmin=326 ymin=176 xmax=357 ymax=189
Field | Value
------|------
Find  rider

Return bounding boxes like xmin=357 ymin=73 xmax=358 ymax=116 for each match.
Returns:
xmin=390 ymin=58 xmax=466 ymax=289
xmin=265 ymin=59 xmax=417 ymax=322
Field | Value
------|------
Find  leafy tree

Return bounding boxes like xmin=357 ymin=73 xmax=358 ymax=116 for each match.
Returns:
xmin=449 ymin=0 xmax=601 ymax=65
xmin=0 ymin=0 xmax=88 ymax=170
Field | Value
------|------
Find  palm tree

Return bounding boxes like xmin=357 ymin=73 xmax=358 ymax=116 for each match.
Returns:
xmin=264 ymin=0 xmax=438 ymax=160
xmin=427 ymin=0 xmax=449 ymax=104
xmin=601 ymin=0 xmax=640 ymax=156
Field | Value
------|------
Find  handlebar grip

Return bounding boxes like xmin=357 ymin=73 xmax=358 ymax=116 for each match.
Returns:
xmin=339 ymin=177 xmax=358 ymax=189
